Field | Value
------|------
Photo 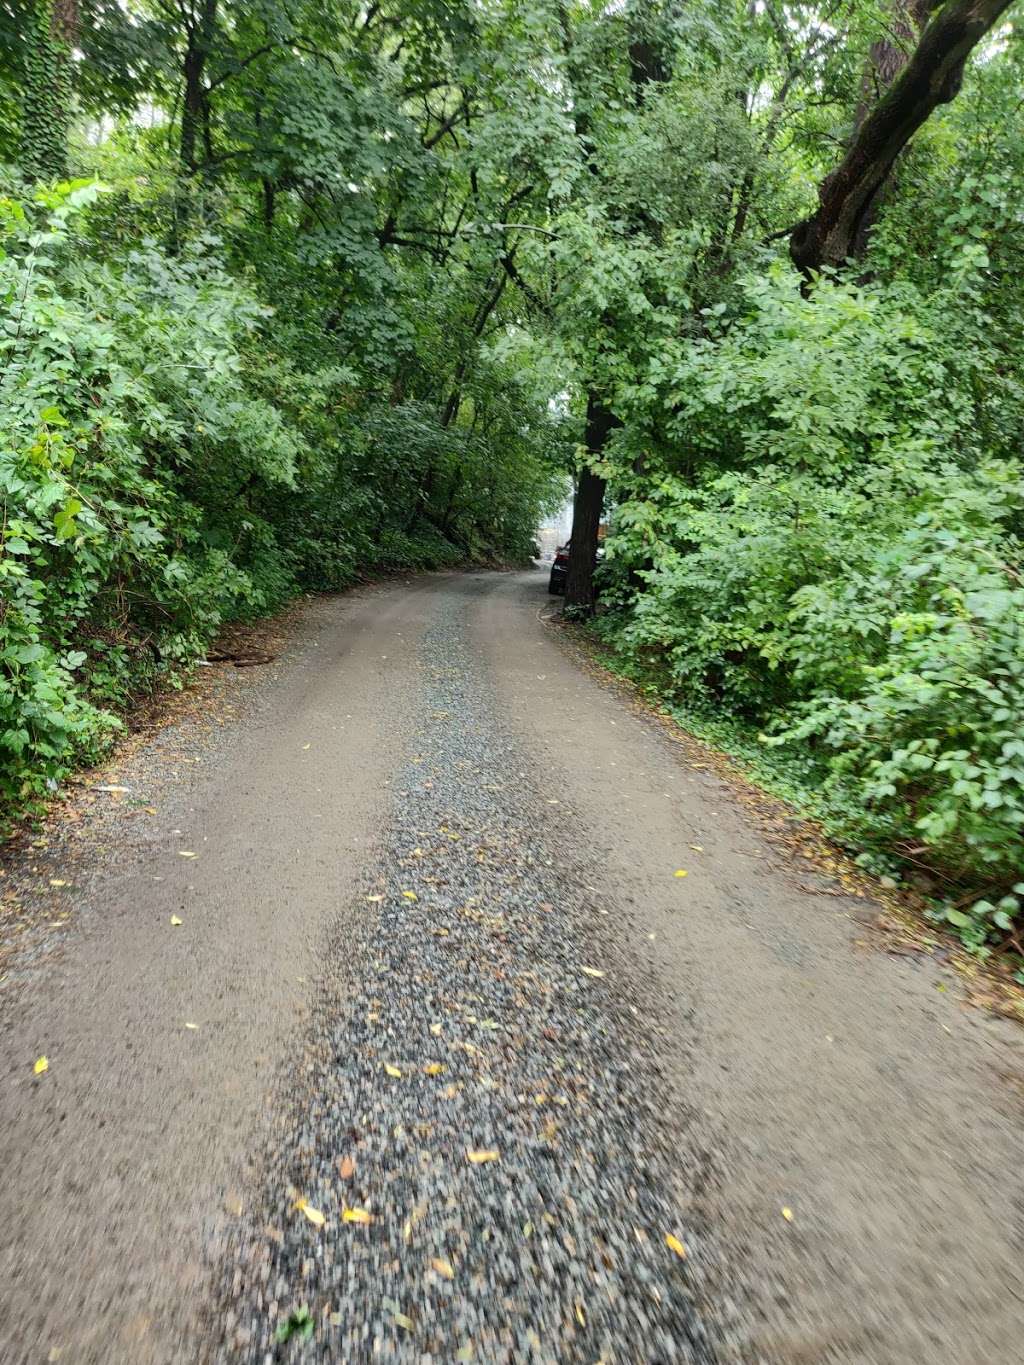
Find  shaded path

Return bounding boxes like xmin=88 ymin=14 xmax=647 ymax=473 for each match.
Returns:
xmin=2 ymin=571 xmax=1023 ymax=1364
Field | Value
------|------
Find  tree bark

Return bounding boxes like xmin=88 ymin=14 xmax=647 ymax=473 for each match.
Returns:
xmin=790 ymin=0 xmax=1017 ymax=276
xmin=563 ymin=396 xmax=618 ymax=615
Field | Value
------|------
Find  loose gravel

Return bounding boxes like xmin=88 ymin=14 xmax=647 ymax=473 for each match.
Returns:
xmin=214 ymin=593 xmax=722 ymax=1363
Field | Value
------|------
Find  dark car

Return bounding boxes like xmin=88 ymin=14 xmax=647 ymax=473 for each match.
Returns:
xmin=548 ymin=538 xmax=605 ymax=594
xmin=548 ymin=542 xmax=570 ymax=594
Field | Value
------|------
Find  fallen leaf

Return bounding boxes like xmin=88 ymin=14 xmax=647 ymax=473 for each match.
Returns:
xmin=342 ymin=1207 xmax=372 ymax=1224
xmin=338 ymin=1154 xmax=356 ymax=1180
xmin=429 ymin=1022 xmax=443 ymax=1036
xmin=184 ymin=1022 xmax=199 ymax=1030
xmin=302 ymin=743 xmax=311 ymax=751
xmin=49 ymin=879 xmax=67 ymax=888
xmin=575 ymin=1301 xmax=586 ymax=1326
xmin=393 ymin=1312 xmax=414 ymax=1332
xmin=690 ymin=844 xmax=704 ymax=852
xmin=782 ymin=1207 xmax=794 ymax=1222
xmin=95 ymin=784 xmax=130 ymax=793
xmin=294 ymin=1198 xmax=326 ymax=1228
xmin=366 ymin=894 xmax=384 ymax=903
xmin=384 ymin=1064 xmax=402 ymax=1078
xmin=424 ymin=1063 xmax=444 ymax=1076
xmin=665 ymin=1233 xmax=687 ymax=1259
xmin=34 ymin=1055 xmax=48 ymax=1075
xmin=170 ymin=915 xmax=183 ymax=926
xmin=581 ymin=967 xmax=605 ymax=979
xmin=431 ymin=1257 xmax=455 ymax=1280
xmin=674 ymin=869 xmax=688 ymax=878
xmin=456 ymin=1346 xmax=474 ymax=1362
xmin=178 ymin=851 xmax=197 ymax=859
xmin=466 ymin=1149 xmax=499 ymax=1164
xmin=402 ymin=890 xmax=418 ymax=901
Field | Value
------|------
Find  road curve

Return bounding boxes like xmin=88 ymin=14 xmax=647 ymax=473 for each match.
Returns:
xmin=1 ymin=570 xmax=1022 ymax=1364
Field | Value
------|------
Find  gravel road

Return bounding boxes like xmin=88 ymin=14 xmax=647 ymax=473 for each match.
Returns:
xmin=2 ymin=570 xmax=1023 ymax=1365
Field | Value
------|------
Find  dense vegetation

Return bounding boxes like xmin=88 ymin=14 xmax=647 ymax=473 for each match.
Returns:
xmin=2 ymin=0 xmax=1023 ymax=958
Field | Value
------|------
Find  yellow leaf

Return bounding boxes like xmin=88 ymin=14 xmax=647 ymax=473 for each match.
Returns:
xmin=782 ymin=1207 xmax=794 ymax=1222
xmin=424 ymin=1063 xmax=444 ymax=1076
xmin=295 ymin=1198 xmax=326 ymax=1228
xmin=302 ymin=743 xmax=311 ymax=750
xmin=33 ymin=1055 xmax=48 ymax=1075
xmin=429 ymin=1022 xmax=442 ymax=1036
xmin=170 ymin=915 xmax=183 ymax=926
xmin=178 ymin=851 xmax=197 ymax=859
xmin=366 ymin=894 xmax=384 ymax=903
xmin=689 ymin=844 xmax=704 ymax=852
xmin=49 ymin=879 xmax=67 ymax=888
xmin=431 ymin=1257 xmax=455 ymax=1280
xmin=575 ymin=1301 xmax=586 ymax=1326
xmin=466 ymin=1149 xmax=499 ymax=1164
xmin=384 ymin=1064 xmax=402 ymax=1078
xmin=665 ymin=1233 xmax=687 ymax=1259
xmin=393 ymin=1312 xmax=413 ymax=1331
xmin=184 ymin=1022 xmax=199 ymax=1030
xmin=674 ymin=869 xmax=688 ymax=878
xmin=402 ymin=890 xmax=417 ymax=901
xmin=581 ymin=967 xmax=605 ymax=978
xmin=343 ymin=1207 xmax=373 ymax=1224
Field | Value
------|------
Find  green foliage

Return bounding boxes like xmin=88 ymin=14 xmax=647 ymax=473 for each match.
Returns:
xmin=599 ymin=264 xmax=1024 ymax=952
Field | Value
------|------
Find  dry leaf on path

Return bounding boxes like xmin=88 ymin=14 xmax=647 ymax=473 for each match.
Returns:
xmin=178 ymin=851 xmax=197 ymax=859
xmin=170 ymin=915 xmax=183 ymax=926
xmin=384 ymin=1064 xmax=402 ymax=1078
xmin=337 ymin=1155 xmax=355 ymax=1180
xmin=674 ymin=869 xmax=688 ymax=878
xmin=342 ymin=1207 xmax=372 ymax=1224
xmin=431 ymin=1257 xmax=455 ymax=1280
xmin=294 ymin=1199 xmax=326 ymax=1228
xmin=782 ymin=1207 xmax=794 ymax=1222
xmin=581 ymin=967 xmax=605 ymax=979
xmin=466 ymin=1149 xmax=499 ymax=1164
xmin=424 ymin=1063 xmax=444 ymax=1076
xmin=665 ymin=1233 xmax=687 ymax=1259
xmin=402 ymin=890 xmax=417 ymax=901
xmin=33 ymin=1056 xmax=48 ymax=1075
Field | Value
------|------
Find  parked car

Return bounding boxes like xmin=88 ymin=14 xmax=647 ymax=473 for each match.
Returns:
xmin=548 ymin=542 xmax=570 ymax=594
xmin=548 ymin=539 xmax=605 ymax=594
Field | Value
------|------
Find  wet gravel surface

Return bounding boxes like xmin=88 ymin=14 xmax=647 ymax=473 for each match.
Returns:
xmin=214 ymin=591 xmax=721 ymax=1363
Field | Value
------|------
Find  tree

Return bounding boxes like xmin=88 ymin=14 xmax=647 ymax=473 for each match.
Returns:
xmin=791 ymin=0 xmax=1019 ymax=275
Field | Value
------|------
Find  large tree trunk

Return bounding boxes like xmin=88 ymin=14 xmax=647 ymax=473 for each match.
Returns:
xmin=790 ymin=0 xmax=1016 ymax=277
xmin=563 ymin=397 xmax=618 ymax=616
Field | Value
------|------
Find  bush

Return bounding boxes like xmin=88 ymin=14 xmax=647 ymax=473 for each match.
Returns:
xmin=600 ymin=269 xmax=1024 ymax=951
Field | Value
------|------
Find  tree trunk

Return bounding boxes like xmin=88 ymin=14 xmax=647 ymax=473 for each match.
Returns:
xmin=19 ymin=0 xmax=78 ymax=181
xmin=175 ymin=0 xmax=218 ymax=241
xmin=790 ymin=0 xmax=1016 ymax=277
xmin=564 ymin=396 xmax=617 ymax=616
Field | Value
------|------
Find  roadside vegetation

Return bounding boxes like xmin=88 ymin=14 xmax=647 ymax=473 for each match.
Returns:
xmin=2 ymin=0 xmax=1024 ymax=961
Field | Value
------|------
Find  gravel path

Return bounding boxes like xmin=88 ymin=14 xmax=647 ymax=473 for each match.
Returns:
xmin=4 ymin=569 xmax=1024 ymax=1365
xmin=215 ymin=589 xmax=720 ymax=1363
